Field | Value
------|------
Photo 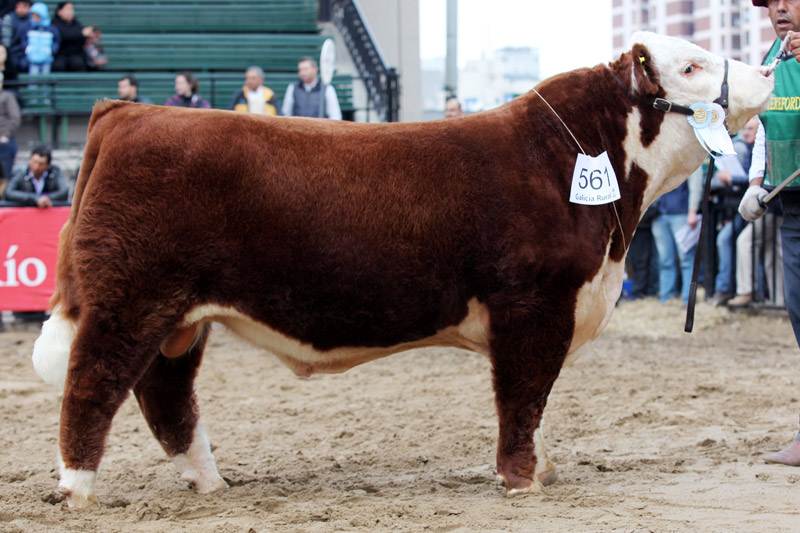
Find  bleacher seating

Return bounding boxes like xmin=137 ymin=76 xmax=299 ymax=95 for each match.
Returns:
xmin=16 ymin=1 xmax=356 ymax=122
xmin=101 ymin=34 xmax=329 ymax=72
xmin=17 ymin=72 xmax=354 ymax=114
xmin=75 ymin=0 xmax=320 ymax=34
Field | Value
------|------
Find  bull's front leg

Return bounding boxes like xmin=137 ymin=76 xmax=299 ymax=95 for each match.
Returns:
xmin=489 ymin=304 xmax=571 ymax=496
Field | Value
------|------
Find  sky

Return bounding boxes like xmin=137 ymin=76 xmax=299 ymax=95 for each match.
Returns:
xmin=419 ymin=0 xmax=613 ymax=80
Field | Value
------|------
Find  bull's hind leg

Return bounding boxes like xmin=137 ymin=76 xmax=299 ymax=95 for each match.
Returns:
xmin=58 ymin=317 xmax=161 ymax=508
xmin=490 ymin=305 xmax=571 ymax=496
xmin=133 ymin=324 xmax=227 ymax=494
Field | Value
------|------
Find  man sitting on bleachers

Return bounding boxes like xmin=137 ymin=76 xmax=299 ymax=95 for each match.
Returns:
xmin=4 ymin=144 xmax=67 ymax=208
xmin=282 ymin=56 xmax=341 ymax=120
xmin=117 ymin=75 xmax=152 ymax=105
xmin=229 ymin=66 xmax=279 ymax=115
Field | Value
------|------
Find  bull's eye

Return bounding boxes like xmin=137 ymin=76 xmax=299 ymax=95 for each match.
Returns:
xmin=683 ymin=64 xmax=695 ymax=74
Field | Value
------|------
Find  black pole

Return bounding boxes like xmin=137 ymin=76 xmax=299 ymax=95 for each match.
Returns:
xmin=386 ymin=67 xmax=398 ymax=122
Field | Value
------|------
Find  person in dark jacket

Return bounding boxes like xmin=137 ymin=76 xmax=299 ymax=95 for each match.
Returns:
xmin=52 ymin=2 xmax=90 ymax=72
xmin=628 ymin=202 xmax=660 ymax=299
xmin=3 ymin=0 xmax=30 ymax=72
xmin=164 ymin=71 xmax=210 ymax=109
xmin=4 ymin=144 xmax=68 ymax=207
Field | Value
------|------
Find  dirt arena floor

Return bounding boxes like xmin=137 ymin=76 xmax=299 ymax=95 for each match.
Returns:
xmin=1 ymin=297 xmax=800 ymax=532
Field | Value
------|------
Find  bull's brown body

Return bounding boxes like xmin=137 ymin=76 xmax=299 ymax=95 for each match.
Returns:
xmin=37 ymin=33 xmax=774 ymax=507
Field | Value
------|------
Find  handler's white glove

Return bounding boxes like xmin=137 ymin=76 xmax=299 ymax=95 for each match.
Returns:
xmin=738 ymin=185 xmax=769 ymax=222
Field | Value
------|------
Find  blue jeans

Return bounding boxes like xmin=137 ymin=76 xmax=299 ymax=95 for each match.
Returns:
xmin=780 ymin=208 xmax=800 ymax=346
xmin=28 ymin=62 xmax=51 ymax=75
xmin=629 ymin=226 xmax=659 ymax=297
xmin=715 ymin=216 xmax=745 ymax=294
xmin=28 ymin=62 xmax=52 ymax=103
xmin=0 ymin=137 xmax=16 ymax=179
xmin=652 ymin=213 xmax=696 ymax=304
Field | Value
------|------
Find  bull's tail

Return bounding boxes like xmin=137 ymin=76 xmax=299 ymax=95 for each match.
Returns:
xmin=32 ymin=99 xmax=123 ymax=387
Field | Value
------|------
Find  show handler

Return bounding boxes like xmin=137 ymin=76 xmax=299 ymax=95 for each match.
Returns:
xmin=743 ymin=0 xmax=800 ymax=466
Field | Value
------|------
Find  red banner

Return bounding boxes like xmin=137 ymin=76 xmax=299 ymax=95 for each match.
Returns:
xmin=0 ymin=207 xmax=70 ymax=311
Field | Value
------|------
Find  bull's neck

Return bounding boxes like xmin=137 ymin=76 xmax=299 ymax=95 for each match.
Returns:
xmin=522 ymin=68 xmax=666 ymax=262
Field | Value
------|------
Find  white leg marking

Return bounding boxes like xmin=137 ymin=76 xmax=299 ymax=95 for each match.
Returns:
xmin=500 ymin=476 xmax=545 ymax=498
xmin=171 ymin=420 xmax=228 ymax=494
xmin=32 ymin=305 xmax=77 ymax=388
xmin=534 ymin=423 xmax=558 ymax=486
xmin=58 ymin=458 xmax=98 ymax=508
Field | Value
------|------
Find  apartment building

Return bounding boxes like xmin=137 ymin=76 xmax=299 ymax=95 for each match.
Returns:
xmin=612 ymin=0 xmax=775 ymax=66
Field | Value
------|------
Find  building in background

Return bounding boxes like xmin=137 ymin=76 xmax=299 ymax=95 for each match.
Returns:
xmin=422 ymin=46 xmax=539 ymax=119
xmin=612 ymin=0 xmax=773 ymax=65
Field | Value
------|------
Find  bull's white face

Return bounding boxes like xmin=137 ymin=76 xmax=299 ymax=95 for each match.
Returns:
xmin=625 ymin=32 xmax=774 ymax=203
xmin=631 ymin=32 xmax=774 ymax=133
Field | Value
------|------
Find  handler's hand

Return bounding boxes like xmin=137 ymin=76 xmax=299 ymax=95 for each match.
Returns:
xmin=788 ymin=31 xmax=800 ymax=60
xmin=738 ymin=186 xmax=768 ymax=222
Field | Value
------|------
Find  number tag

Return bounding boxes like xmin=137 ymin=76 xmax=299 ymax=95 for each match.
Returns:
xmin=569 ymin=151 xmax=621 ymax=205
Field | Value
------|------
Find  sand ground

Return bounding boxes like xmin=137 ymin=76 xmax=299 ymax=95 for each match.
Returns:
xmin=1 ymin=298 xmax=799 ymax=532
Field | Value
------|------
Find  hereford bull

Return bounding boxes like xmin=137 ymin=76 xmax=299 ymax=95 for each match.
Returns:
xmin=32 ymin=32 xmax=773 ymax=508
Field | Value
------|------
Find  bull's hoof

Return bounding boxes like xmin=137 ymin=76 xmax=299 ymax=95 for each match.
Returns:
xmin=59 ymin=484 xmax=98 ymax=509
xmin=180 ymin=470 xmax=228 ymax=494
xmin=58 ymin=467 xmax=98 ymax=509
xmin=536 ymin=467 xmax=559 ymax=487
xmin=496 ymin=474 xmax=544 ymax=497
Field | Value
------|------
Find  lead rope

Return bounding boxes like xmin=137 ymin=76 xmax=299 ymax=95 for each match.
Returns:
xmin=684 ymin=155 xmax=717 ymax=333
xmin=532 ymin=88 xmax=627 ymax=252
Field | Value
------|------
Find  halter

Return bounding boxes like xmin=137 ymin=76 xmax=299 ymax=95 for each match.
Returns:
xmin=631 ymin=58 xmax=731 ymax=333
xmin=641 ymin=58 xmax=730 ymax=116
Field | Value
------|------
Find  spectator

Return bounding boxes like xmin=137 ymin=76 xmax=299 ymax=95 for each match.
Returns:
xmin=52 ymin=2 xmax=90 ymax=72
xmin=628 ymin=202 xmax=660 ymax=299
xmin=82 ymin=24 xmax=105 ymax=69
xmin=23 ymin=1 xmax=59 ymax=75
xmin=444 ymin=96 xmax=463 ymax=118
xmin=3 ymin=0 xmax=30 ymax=72
xmin=728 ymin=209 xmax=784 ymax=307
xmin=229 ymin=66 xmax=279 ymax=115
xmin=117 ymin=75 xmax=152 ymax=104
xmin=4 ymin=145 xmax=68 ymax=207
xmin=709 ymin=117 xmax=758 ymax=306
xmin=652 ymin=166 xmax=703 ymax=305
xmin=164 ymin=71 xmax=210 ymax=109
xmin=0 ymin=71 xmax=20 ymax=179
xmin=281 ymin=56 xmax=341 ymax=120
xmin=0 ymin=43 xmax=17 ymax=91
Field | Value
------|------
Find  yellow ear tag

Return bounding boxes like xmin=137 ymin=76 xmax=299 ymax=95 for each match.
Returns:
xmin=639 ymin=56 xmax=646 ymax=64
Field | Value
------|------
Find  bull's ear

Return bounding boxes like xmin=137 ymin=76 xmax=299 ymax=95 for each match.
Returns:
xmin=630 ymin=44 xmax=661 ymax=97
